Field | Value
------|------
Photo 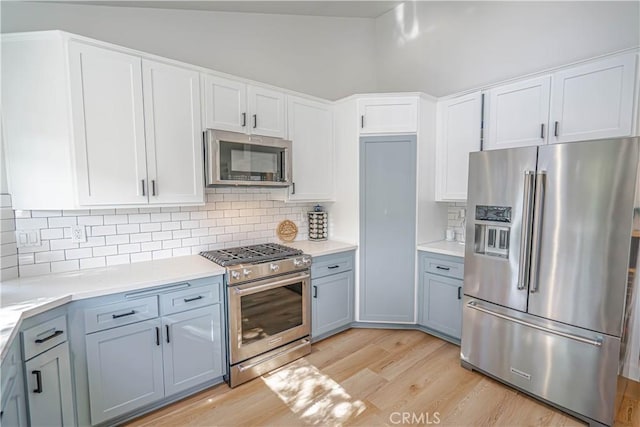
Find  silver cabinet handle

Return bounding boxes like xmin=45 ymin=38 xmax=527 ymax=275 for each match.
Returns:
xmin=540 ymin=123 xmax=545 ymax=139
xmin=361 ymin=115 xmax=364 ymax=129
xmin=517 ymin=171 xmax=535 ymax=290
xmin=241 ymin=112 xmax=246 ymax=127
xmin=467 ymin=301 xmax=602 ymax=347
xmin=151 ymin=180 xmax=156 ymax=196
xmin=253 ymin=114 xmax=257 ymax=129
xmin=141 ymin=179 xmax=146 ymax=196
xmin=529 ymin=171 xmax=546 ymax=293
xmin=554 ymin=121 xmax=559 ymax=137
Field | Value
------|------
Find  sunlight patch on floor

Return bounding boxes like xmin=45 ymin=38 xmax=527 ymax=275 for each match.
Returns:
xmin=262 ymin=359 xmax=366 ymax=426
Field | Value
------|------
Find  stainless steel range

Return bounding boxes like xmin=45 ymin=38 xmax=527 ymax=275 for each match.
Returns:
xmin=200 ymin=243 xmax=312 ymax=387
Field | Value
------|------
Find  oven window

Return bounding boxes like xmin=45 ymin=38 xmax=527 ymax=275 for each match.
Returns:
xmin=240 ymin=282 xmax=303 ymax=346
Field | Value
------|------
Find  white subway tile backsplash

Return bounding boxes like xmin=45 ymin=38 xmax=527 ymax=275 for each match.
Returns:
xmin=51 ymin=259 xmax=79 ymax=273
xmin=116 ymin=224 xmax=140 ymax=234
xmin=35 ymin=251 xmax=65 ymax=263
xmin=92 ymin=225 xmax=117 ymax=236
xmin=140 ymin=223 xmax=162 ymax=233
xmin=40 ymin=228 xmax=64 ymax=240
xmin=103 ymin=215 xmax=128 ymax=225
xmin=8 ymin=189 xmax=314 ymax=276
xmin=141 ymin=241 xmax=162 ymax=252
xmin=19 ymin=262 xmax=51 ymax=277
xmin=105 ymin=235 xmax=130 ymax=245
xmin=128 ymin=213 xmax=151 ymax=224
xmin=48 ymin=216 xmax=77 ymax=228
xmin=80 ymin=257 xmax=106 ymax=269
xmin=106 ymin=254 xmax=130 ymax=266
xmin=130 ymin=252 xmax=152 ymax=263
xmin=118 ymin=243 xmax=141 ymax=254
xmin=93 ymin=245 xmax=118 ymax=257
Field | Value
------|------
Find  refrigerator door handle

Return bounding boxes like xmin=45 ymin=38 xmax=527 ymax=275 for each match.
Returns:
xmin=466 ymin=301 xmax=603 ymax=347
xmin=517 ymin=171 xmax=536 ymax=290
xmin=529 ymin=171 xmax=546 ymax=293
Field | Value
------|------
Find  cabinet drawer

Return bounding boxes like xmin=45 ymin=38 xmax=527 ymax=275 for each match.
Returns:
xmin=311 ymin=252 xmax=353 ymax=279
xmin=22 ymin=315 xmax=67 ymax=360
xmin=160 ymin=282 xmax=221 ymax=315
xmin=424 ymin=256 xmax=464 ymax=280
xmin=84 ymin=296 xmax=158 ymax=334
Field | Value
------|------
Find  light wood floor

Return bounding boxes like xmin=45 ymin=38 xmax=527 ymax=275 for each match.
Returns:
xmin=128 ymin=329 xmax=640 ymax=426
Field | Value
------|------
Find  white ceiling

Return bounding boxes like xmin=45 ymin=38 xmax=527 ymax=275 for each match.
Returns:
xmin=33 ymin=0 xmax=403 ymax=18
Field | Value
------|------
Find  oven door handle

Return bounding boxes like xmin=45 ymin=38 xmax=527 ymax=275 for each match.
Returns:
xmin=233 ymin=272 xmax=310 ymax=296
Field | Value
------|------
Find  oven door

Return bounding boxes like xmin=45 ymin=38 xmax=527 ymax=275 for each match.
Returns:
xmin=228 ymin=271 xmax=310 ymax=364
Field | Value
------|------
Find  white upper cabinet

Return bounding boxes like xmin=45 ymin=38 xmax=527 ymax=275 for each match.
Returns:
xmin=484 ymin=76 xmax=551 ymax=150
xmin=142 ymin=60 xmax=204 ymax=204
xmin=248 ymin=86 xmax=286 ymax=138
xmin=2 ymin=33 xmax=206 ymax=209
xmin=203 ymin=74 xmax=286 ymax=138
xmin=203 ymin=75 xmax=247 ymax=133
xmin=69 ymin=42 xmax=149 ymax=206
xmin=435 ymin=92 xmax=482 ymax=201
xmin=550 ymin=53 xmax=637 ymax=143
xmin=287 ymin=96 xmax=334 ymax=201
xmin=358 ymin=97 xmax=418 ymax=134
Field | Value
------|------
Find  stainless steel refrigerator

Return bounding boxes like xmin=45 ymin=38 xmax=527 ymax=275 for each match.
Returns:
xmin=461 ymin=137 xmax=639 ymax=426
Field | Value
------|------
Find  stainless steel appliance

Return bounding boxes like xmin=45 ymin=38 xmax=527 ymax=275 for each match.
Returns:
xmin=204 ymin=129 xmax=292 ymax=187
xmin=200 ymin=243 xmax=311 ymax=387
xmin=462 ymin=138 xmax=639 ymax=426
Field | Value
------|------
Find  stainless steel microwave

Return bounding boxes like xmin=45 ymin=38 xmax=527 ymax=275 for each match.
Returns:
xmin=204 ymin=129 xmax=292 ymax=187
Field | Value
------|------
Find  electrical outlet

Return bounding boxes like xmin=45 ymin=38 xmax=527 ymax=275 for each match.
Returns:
xmin=71 ymin=225 xmax=86 ymax=243
xmin=459 ymin=208 xmax=466 ymax=219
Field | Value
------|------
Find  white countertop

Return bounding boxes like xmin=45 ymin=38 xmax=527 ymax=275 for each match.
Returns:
xmin=417 ymin=240 xmax=466 ymax=258
xmin=287 ymin=240 xmax=357 ymax=257
xmin=0 ymin=255 xmax=225 ymax=359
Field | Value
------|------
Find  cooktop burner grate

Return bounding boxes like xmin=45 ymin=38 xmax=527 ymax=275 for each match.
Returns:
xmin=200 ymin=243 xmax=303 ymax=266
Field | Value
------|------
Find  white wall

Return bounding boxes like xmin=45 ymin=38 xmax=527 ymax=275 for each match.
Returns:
xmin=375 ymin=1 xmax=640 ymax=96
xmin=0 ymin=2 xmax=377 ymax=100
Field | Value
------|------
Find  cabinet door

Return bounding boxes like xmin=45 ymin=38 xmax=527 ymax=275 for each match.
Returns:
xmin=68 ymin=42 xmax=148 ymax=206
xmin=312 ymin=271 xmax=353 ymax=338
xmin=287 ymin=96 xmax=334 ymax=201
xmin=85 ymin=319 xmax=164 ymax=425
xmin=24 ymin=342 xmax=74 ymax=427
xmin=551 ymin=53 xmax=637 ymax=143
xmin=484 ymin=76 xmax=551 ymax=150
xmin=420 ymin=273 xmax=462 ymax=339
xmin=435 ymin=92 xmax=482 ymax=201
xmin=248 ymin=85 xmax=286 ymax=138
xmin=358 ymin=97 xmax=418 ymax=134
xmin=203 ymin=74 xmax=248 ymax=133
xmin=143 ymin=60 xmax=204 ymax=205
xmin=162 ymin=305 xmax=224 ymax=396
xmin=1 ymin=340 xmax=27 ymax=427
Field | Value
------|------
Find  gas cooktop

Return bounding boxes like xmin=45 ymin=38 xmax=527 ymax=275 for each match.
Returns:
xmin=200 ymin=243 xmax=303 ymax=267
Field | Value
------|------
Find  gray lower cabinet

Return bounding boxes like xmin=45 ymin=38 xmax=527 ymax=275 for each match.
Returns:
xmin=162 ymin=305 xmax=223 ymax=396
xmin=311 ymin=251 xmax=355 ymax=339
xmin=82 ymin=276 xmax=225 ymax=425
xmin=20 ymin=311 xmax=75 ymax=427
xmin=1 ymin=337 xmax=27 ymax=427
xmin=85 ymin=319 xmax=164 ymax=424
xmin=419 ymin=252 xmax=464 ymax=341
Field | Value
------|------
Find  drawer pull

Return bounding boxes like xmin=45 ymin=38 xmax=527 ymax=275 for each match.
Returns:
xmin=112 ymin=310 xmax=136 ymax=319
xmin=32 ymin=370 xmax=43 ymax=393
xmin=184 ymin=295 xmax=204 ymax=303
xmin=436 ymin=266 xmax=451 ymax=271
xmin=313 ymin=286 xmax=318 ymax=298
xmin=34 ymin=330 xmax=63 ymax=344
xmin=327 ymin=265 xmax=340 ymax=269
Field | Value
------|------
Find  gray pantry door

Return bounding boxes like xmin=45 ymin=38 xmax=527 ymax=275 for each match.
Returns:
xmin=359 ymin=135 xmax=416 ymax=322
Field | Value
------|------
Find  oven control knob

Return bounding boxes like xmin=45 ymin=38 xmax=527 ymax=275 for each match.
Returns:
xmin=243 ymin=268 xmax=251 ymax=276
xmin=231 ymin=271 xmax=240 ymax=279
xmin=293 ymin=258 xmax=303 ymax=267
xmin=302 ymin=257 xmax=311 ymax=265
xmin=270 ymin=264 xmax=280 ymax=272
